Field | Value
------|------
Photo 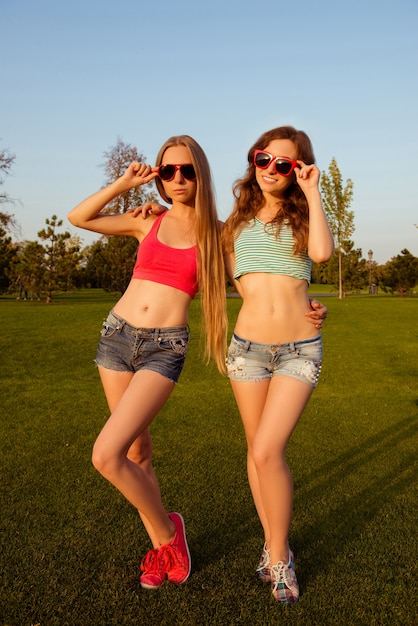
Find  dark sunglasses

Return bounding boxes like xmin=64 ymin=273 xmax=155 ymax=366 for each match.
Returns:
xmin=157 ymin=163 xmax=196 ymax=182
xmin=254 ymin=150 xmax=299 ymax=177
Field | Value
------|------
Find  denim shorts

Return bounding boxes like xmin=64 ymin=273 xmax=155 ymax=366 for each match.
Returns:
xmin=226 ymin=332 xmax=322 ymax=387
xmin=95 ymin=310 xmax=189 ymax=383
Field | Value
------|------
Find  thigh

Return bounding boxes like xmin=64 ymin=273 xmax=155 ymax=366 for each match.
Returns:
xmin=256 ymin=375 xmax=313 ymax=453
xmin=230 ymin=379 xmax=270 ymax=446
xmin=96 ymin=368 xmax=175 ymax=457
xmin=99 ymin=365 xmax=133 ymax=412
xmin=98 ymin=366 xmax=152 ymax=462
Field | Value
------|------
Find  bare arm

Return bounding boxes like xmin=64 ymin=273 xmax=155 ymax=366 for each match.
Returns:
xmin=67 ymin=162 xmax=158 ymax=237
xmin=296 ymin=163 xmax=334 ymax=263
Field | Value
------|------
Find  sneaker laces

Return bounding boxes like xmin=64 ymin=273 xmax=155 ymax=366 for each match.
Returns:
xmin=140 ymin=548 xmax=161 ymax=573
xmin=160 ymin=543 xmax=186 ymax=569
xmin=260 ymin=544 xmax=270 ymax=567
xmin=271 ymin=560 xmax=295 ymax=590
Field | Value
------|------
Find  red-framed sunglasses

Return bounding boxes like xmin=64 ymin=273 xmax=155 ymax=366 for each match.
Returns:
xmin=157 ymin=163 xmax=196 ymax=182
xmin=254 ymin=150 xmax=299 ymax=177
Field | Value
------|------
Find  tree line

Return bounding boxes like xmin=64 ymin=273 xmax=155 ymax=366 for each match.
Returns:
xmin=1 ymin=140 xmax=417 ymax=301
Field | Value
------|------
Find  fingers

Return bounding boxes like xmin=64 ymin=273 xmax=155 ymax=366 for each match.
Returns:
xmin=127 ymin=162 xmax=158 ymax=184
xmin=306 ymin=311 xmax=323 ymax=329
xmin=128 ymin=202 xmax=153 ymax=218
xmin=129 ymin=202 xmax=168 ymax=219
xmin=141 ymin=202 xmax=155 ymax=218
xmin=308 ymin=299 xmax=328 ymax=317
xmin=295 ymin=162 xmax=319 ymax=181
xmin=306 ymin=299 xmax=327 ymax=330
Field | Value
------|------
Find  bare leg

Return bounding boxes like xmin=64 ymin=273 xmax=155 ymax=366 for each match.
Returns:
xmin=93 ymin=366 xmax=176 ymax=545
xmin=231 ymin=376 xmax=313 ymax=565
xmin=98 ymin=367 xmax=162 ymax=547
xmin=230 ymin=379 xmax=271 ymax=545
xmin=127 ymin=434 xmax=161 ymax=548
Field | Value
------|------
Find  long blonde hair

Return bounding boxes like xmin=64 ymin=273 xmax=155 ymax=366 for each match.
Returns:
xmin=155 ymin=136 xmax=227 ymax=374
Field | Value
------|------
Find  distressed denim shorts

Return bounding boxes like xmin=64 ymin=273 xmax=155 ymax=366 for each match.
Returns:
xmin=95 ymin=310 xmax=189 ymax=383
xmin=226 ymin=332 xmax=322 ymax=387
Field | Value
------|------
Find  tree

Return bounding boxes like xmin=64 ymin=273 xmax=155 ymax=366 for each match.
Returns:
xmin=340 ymin=241 xmax=369 ymax=292
xmin=377 ymin=249 xmax=418 ymax=295
xmin=101 ymin=138 xmax=157 ymax=214
xmin=0 ymin=214 xmax=19 ymax=293
xmin=320 ymin=158 xmax=354 ymax=298
xmin=37 ymin=215 xmax=81 ymax=302
xmin=84 ymin=236 xmax=138 ymax=292
xmin=0 ymin=144 xmax=16 ymax=206
xmin=9 ymin=240 xmax=45 ymax=300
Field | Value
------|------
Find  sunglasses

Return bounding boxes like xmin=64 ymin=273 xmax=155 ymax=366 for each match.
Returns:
xmin=254 ymin=150 xmax=299 ymax=177
xmin=157 ymin=163 xmax=196 ymax=182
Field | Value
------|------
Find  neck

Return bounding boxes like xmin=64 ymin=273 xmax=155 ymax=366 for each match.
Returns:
xmin=258 ymin=199 xmax=284 ymax=221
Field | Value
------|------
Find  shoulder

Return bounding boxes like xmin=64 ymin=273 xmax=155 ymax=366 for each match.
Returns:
xmin=128 ymin=211 xmax=162 ymax=241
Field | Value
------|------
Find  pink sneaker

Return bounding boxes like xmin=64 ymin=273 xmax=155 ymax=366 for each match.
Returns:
xmin=161 ymin=512 xmax=191 ymax=584
xmin=140 ymin=548 xmax=166 ymax=589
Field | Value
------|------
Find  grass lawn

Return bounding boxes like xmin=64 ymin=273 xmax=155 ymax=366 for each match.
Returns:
xmin=0 ymin=290 xmax=417 ymax=625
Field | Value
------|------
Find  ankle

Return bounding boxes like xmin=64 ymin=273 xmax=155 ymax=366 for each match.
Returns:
xmin=270 ymin=547 xmax=290 ymax=565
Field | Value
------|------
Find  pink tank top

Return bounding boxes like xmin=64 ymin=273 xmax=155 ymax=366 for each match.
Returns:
xmin=132 ymin=213 xmax=198 ymax=298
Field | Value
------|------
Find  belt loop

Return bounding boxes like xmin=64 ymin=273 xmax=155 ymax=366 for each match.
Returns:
xmin=154 ymin=328 xmax=159 ymax=342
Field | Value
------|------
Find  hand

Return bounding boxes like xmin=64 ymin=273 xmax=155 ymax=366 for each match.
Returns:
xmin=306 ymin=299 xmax=327 ymax=330
xmin=295 ymin=162 xmax=320 ymax=193
xmin=121 ymin=162 xmax=158 ymax=189
xmin=129 ymin=202 xmax=169 ymax=219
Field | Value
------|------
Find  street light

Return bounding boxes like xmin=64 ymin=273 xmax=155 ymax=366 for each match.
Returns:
xmin=368 ymin=249 xmax=373 ymax=294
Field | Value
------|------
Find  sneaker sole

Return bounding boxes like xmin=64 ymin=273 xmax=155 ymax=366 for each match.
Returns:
xmin=167 ymin=512 xmax=191 ymax=584
xmin=140 ymin=581 xmax=164 ymax=590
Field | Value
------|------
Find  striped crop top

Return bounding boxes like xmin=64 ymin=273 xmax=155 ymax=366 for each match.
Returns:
xmin=132 ymin=213 xmax=198 ymax=298
xmin=233 ymin=217 xmax=312 ymax=283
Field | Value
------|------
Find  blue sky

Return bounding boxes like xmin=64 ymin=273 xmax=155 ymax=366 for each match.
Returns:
xmin=2 ymin=0 xmax=417 ymax=264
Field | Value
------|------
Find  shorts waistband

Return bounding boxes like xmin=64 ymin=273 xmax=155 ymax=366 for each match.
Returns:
xmin=108 ymin=310 xmax=188 ymax=337
xmin=232 ymin=332 xmax=321 ymax=352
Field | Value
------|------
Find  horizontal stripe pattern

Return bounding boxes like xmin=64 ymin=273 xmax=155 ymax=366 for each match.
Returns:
xmin=234 ymin=218 xmax=311 ymax=282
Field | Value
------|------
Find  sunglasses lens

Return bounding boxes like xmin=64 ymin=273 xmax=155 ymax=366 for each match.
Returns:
xmin=159 ymin=165 xmax=176 ymax=181
xmin=180 ymin=165 xmax=196 ymax=180
xmin=255 ymin=152 xmax=272 ymax=169
xmin=275 ymin=160 xmax=293 ymax=176
xmin=158 ymin=164 xmax=196 ymax=181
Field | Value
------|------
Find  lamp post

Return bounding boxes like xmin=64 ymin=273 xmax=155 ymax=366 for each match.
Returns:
xmin=368 ymin=249 xmax=373 ymax=294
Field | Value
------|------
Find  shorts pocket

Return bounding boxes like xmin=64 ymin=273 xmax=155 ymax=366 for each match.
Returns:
xmin=100 ymin=320 xmax=121 ymax=339
xmin=158 ymin=337 xmax=188 ymax=357
xmin=297 ymin=340 xmax=322 ymax=362
xmin=227 ymin=335 xmax=249 ymax=358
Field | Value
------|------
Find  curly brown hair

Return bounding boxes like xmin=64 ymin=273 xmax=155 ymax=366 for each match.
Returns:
xmin=222 ymin=126 xmax=316 ymax=255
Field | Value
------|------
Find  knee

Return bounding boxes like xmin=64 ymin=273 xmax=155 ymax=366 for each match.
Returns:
xmin=252 ymin=441 xmax=286 ymax=473
xmin=252 ymin=445 xmax=270 ymax=472
xmin=92 ymin=440 xmax=120 ymax=478
xmin=127 ymin=431 xmax=153 ymax=467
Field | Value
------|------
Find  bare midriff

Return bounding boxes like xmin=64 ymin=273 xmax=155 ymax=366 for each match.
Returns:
xmin=113 ymin=279 xmax=192 ymax=328
xmin=234 ymin=273 xmax=317 ymax=344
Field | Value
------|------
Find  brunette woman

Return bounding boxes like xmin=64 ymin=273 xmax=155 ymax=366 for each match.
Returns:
xmin=222 ymin=126 xmax=334 ymax=603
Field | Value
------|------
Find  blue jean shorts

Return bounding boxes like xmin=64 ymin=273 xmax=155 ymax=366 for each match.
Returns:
xmin=226 ymin=332 xmax=322 ymax=387
xmin=95 ymin=310 xmax=190 ymax=383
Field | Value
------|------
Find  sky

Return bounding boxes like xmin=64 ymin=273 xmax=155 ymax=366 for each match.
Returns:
xmin=1 ymin=0 xmax=417 ymax=265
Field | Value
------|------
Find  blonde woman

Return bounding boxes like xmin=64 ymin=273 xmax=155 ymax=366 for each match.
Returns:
xmin=68 ymin=135 xmax=227 ymax=589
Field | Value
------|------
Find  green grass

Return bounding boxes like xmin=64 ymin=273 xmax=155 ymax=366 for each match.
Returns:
xmin=1 ymin=291 xmax=417 ymax=625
